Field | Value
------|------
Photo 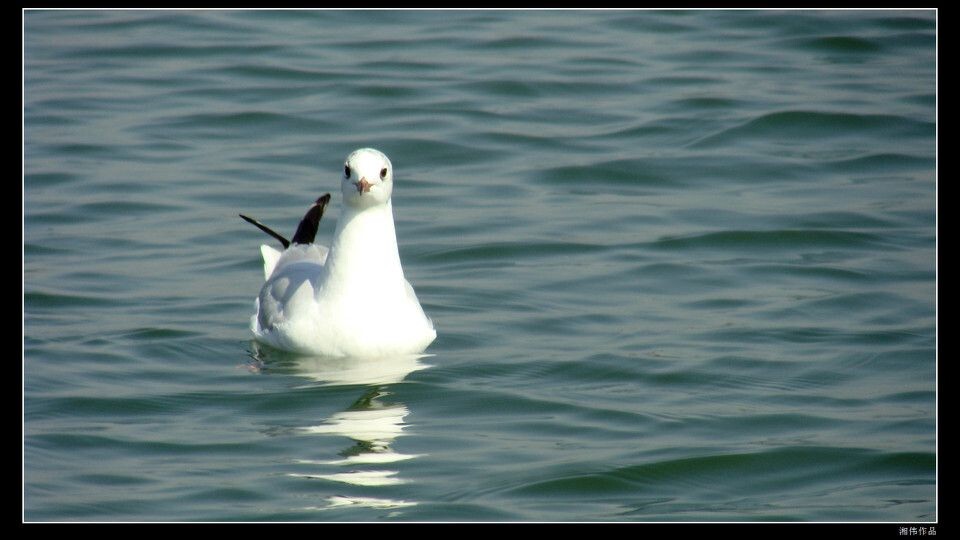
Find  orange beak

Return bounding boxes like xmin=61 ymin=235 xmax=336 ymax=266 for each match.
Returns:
xmin=354 ymin=177 xmax=373 ymax=194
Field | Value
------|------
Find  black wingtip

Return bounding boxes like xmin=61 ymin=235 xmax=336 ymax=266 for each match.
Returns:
xmin=239 ymin=213 xmax=291 ymax=249
xmin=291 ymin=193 xmax=332 ymax=245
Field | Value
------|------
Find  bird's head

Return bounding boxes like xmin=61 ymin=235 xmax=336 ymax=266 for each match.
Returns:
xmin=341 ymin=148 xmax=394 ymax=209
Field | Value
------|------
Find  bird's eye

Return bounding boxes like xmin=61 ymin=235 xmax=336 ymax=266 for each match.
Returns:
xmin=380 ymin=167 xmax=388 ymax=180
xmin=344 ymin=165 xmax=351 ymax=178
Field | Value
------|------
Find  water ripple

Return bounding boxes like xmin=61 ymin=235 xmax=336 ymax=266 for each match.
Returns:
xmin=690 ymin=110 xmax=934 ymax=149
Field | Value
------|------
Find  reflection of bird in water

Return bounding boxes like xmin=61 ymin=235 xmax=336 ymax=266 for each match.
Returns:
xmin=336 ymin=388 xmax=407 ymax=456
xmin=244 ymin=342 xmax=430 ymax=386
xmin=245 ymin=345 xmax=426 ymax=507
xmin=299 ymin=387 xmax=421 ymax=467
xmin=291 ymin=387 xmax=422 ymax=488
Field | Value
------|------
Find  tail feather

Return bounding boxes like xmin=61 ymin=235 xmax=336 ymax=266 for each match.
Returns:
xmin=240 ymin=193 xmax=331 ymax=250
xmin=291 ymin=194 xmax=332 ymax=245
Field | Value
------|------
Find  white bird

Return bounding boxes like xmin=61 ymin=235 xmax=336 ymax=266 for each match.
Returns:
xmin=240 ymin=148 xmax=436 ymax=358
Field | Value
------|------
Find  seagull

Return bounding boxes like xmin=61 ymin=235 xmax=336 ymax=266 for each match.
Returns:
xmin=240 ymin=148 xmax=436 ymax=358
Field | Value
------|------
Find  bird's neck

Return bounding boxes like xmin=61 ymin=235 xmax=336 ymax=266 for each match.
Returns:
xmin=326 ymin=200 xmax=405 ymax=285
